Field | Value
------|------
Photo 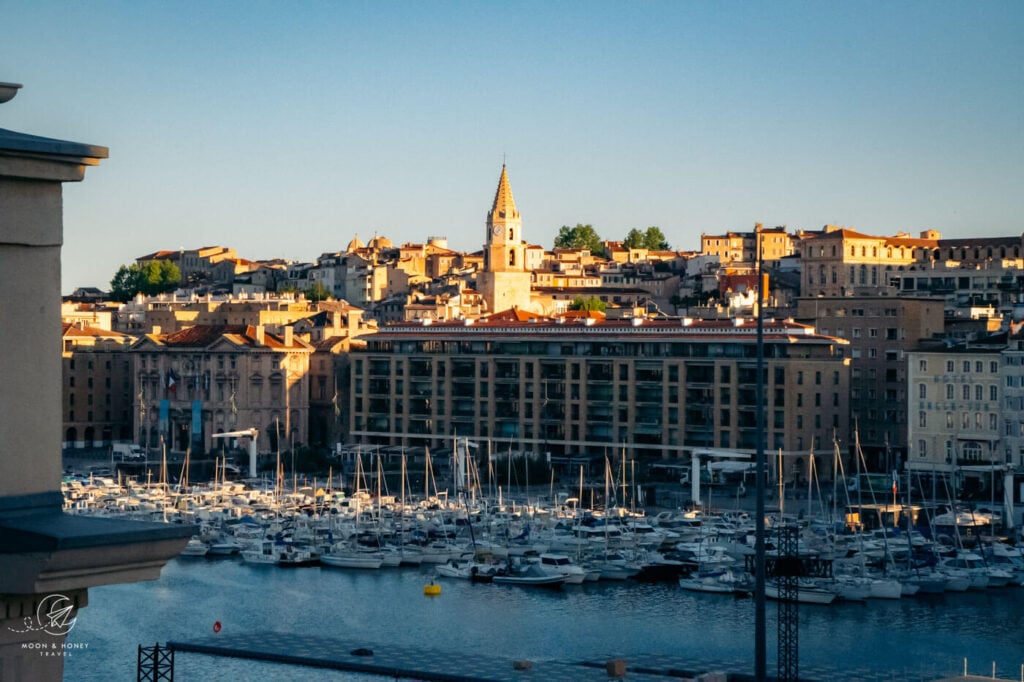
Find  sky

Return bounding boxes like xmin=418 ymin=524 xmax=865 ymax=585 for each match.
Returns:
xmin=3 ymin=1 xmax=1023 ymax=293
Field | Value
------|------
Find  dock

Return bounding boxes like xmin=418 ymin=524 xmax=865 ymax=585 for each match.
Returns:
xmin=169 ymin=631 xmax=749 ymax=681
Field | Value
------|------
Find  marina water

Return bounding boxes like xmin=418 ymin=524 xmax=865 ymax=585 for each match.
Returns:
xmin=65 ymin=556 xmax=1024 ymax=681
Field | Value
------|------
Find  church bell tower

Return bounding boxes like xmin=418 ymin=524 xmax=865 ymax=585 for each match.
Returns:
xmin=478 ymin=164 xmax=532 ymax=313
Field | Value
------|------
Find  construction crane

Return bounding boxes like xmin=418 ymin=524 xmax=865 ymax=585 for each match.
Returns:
xmin=211 ymin=428 xmax=259 ymax=478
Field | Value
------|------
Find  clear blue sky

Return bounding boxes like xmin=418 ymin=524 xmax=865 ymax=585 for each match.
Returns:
xmin=4 ymin=1 xmax=1022 ymax=293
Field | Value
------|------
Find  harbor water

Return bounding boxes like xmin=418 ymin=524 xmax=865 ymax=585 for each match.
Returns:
xmin=65 ymin=556 xmax=1024 ymax=681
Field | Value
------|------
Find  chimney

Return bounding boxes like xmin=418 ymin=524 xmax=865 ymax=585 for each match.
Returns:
xmin=284 ymin=327 xmax=293 ymax=346
xmin=152 ymin=325 xmax=162 ymax=336
xmin=255 ymin=325 xmax=265 ymax=345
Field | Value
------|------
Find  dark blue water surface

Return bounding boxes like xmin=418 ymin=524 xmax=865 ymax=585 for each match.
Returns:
xmin=65 ymin=558 xmax=1024 ymax=681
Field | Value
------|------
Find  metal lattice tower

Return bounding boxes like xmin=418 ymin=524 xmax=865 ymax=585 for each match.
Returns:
xmin=138 ymin=643 xmax=174 ymax=682
xmin=776 ymin=524 xmax=799 ymax=681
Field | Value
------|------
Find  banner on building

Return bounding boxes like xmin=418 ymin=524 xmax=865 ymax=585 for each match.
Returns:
xmin=192 ymin=400 xmax=203 ymax=452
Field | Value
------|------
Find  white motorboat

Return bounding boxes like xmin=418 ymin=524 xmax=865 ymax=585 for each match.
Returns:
xmin=180 ymin=537 xmax=209 ymax=557
xmin=435 ymin=558 xmax=500 ymax=582
xmin=536 ymin=553 xmax=587 ymax=585
xmin=678 ymin=569 xmax=752 ymax=595
xmin=321 ymin=550 xmax=383 ymax=569
xmin=493 ymin=562 xmax=566 ymax=588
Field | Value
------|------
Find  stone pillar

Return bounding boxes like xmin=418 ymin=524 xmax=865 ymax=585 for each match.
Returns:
xmin=0 ymin=84 xmax=192 ymax=682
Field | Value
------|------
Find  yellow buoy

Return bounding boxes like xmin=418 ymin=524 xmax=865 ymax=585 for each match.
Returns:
xmin=423 ymin=582 xmax=441 ymax=596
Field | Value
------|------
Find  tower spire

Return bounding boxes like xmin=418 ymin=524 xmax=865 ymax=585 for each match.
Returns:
xmin=489 ymin=164 xmax=519 ymax=223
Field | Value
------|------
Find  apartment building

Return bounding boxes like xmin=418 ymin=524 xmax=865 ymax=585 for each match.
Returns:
xmin=1002 ymin=325 xmax=1024 ymax=471
xmin=906 ymin=344 xmax=1004 ymax=474
xmin=62 ymin=323 xmax=135 ymax=449
xmin=700 ymin=224 xmax=794 ymax=265
xmin=349 ymin=312 xmax=850 ymax=483
xmin=795 ymin=296 xmax=945 ymax=468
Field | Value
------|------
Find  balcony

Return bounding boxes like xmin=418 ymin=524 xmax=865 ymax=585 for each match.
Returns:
xmin=635 ymin=387 xmax=661 ymax=403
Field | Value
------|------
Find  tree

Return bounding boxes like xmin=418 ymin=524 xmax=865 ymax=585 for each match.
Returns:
xmin=623 ymin=226 xmax=670 ymax=251
xmin=569 ymin=295 xmax=607 ymax=312
xmin=109 ymin=265 xmax=143 ymax=302
xmin=304 ymin=282 xmax=332 ymax=302
xmin=554 ymin=223 xmax=605 ymax=256
xmin=109 ymin=260 xmax=181 ymax=302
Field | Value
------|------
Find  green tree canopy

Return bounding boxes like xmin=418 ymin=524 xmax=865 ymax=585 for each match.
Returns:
xmin=109 ymin=260 xmax=181 ymax=302
xmin=304 ymin=281 xmax=332 ymax=302
xmin=623 ymin=226 xmax=670 ymax=251
xmin=568 ymin=295 xmax=607 ymax=312
xmin=554 ymin=223 xmax=605 ymax=256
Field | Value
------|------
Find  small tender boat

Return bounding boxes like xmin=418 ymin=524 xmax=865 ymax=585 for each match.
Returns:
xmin=180 ymin=537 xmax=209 ymax=557
xmin=435 ymin=558 xmax=499 ymax=583
xmin=678 ymin=569 xmax=752 ymax=595
xmin=493 ymin=563 xmax=566 ymax=588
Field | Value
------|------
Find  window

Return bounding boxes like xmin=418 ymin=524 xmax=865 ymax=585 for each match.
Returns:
xmin=975 ymin=361 xmax=983 ymax=373
xmin=975 ymin=385 xmax=983 ymax=401
xmin=963 ymin=385 xmax=971 ymax=400
xmin=991 ymin=361 xmax=999 ymax=373
xmin=919 ymin=360 xmax=928 ymax=372
xmin=946 ymin=412 xmax=954 ymax=428
xmin=946 ymin=384 xmax=955 ymax=400
xmin=964 ymin=361 xmax=971 ymax=372
xmin=919 ymin=384 xmax=927 ymax=399
xmin=991 ymin=385 xmax=998 ymax=401
xmin=990 ymin=413 xmax=998 ymax=431
xmin=946 ymin=360 xmax=954 ymax=372
xmin=919 ymin=411 xmax=927 ymax=428
xmin=918 ymin=440 xmax=927 ymax=457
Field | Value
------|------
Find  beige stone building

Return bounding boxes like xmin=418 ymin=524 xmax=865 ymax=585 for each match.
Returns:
xmin=701 ymin=224 xmax=794 ymax=265
xmin=906 ymin=346 xmax=1003 ymax=473
xmin=130 ymin=325 xmax=314 ymax=456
